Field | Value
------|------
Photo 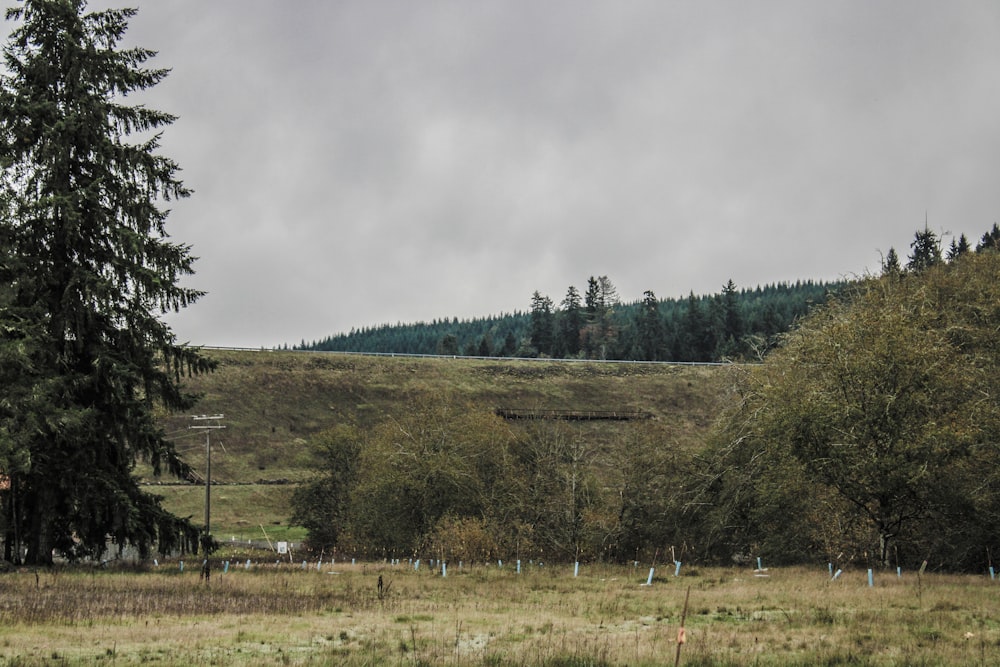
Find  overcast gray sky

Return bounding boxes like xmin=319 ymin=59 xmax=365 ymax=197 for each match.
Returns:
xmin=113 ymin=1 xmax=1000 ymax=348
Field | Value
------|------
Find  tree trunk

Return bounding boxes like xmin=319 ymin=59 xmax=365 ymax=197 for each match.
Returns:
xmin=24 ymin=484 xmax=55 ymax=566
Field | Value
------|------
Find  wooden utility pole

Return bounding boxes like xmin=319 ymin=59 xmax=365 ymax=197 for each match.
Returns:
xmin=191 ymin=414 xmax=225 ymax=572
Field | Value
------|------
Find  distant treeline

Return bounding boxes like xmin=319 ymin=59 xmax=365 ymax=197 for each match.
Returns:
xmin=299 ymin=278 xmax=844 ymax=363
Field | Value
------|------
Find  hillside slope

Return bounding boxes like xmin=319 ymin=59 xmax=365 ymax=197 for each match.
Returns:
xmin=150 ymin=350 xmax=733 ymax=541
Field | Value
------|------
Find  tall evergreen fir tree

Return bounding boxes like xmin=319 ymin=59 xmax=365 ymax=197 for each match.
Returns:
xmin=906 ymin=226 xmax=942 ymax=272
xmin=476 ymin=333 xmax=493 ymax=357
xmin=677 ymin=292 xmax=713 ymax=362
xmin=0 ymin=0 xmax=212 ymax=564
xmin=581 ymin=275 xmax=619 ymax=359
xmin=437 ymin=333 xmax=459 ymax=355
xmin=977 ymin=223 xmax=1000 ymax=253
xmin=529 ymin=291 xmax=554 ymax=356
xmin=556 ymin=285 xmax=583 ymax=358
xmin=881 ymin=247 xmax=902 ymax=276
xmin=718 ymin=279 xmax=744 ymax=358
xmin=635 ymin=290 xmax=664 ymax=361
xmin=500 ymin=330 xmax=517 ymax=357
xmin=584 ymin=276 xmax=600 ymax=316
xmin=946 ymin=234 xmax=970 ymax=261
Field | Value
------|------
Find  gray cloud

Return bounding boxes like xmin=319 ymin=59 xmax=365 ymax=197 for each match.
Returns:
xmin=106 ymin=0 xmax=1000 ymax=347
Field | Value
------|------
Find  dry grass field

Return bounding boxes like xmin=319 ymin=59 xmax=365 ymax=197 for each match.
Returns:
xmin=0 ymin=562 xmax=996 ymax=666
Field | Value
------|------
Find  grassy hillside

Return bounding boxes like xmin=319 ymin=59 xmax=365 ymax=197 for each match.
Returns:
xmin=149 ymin=350 xmax=732 ymax=542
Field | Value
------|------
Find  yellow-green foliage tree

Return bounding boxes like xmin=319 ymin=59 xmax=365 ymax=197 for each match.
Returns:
xmin=699 ymin=250 xmax=1000 ymax=570
xmin=293 ymin=398 xmax=683 ymax=563
xmin=336 ymin=398 xmax=519 ymax=559
xmin=289 ymin=425 xmax=361 ymax=551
